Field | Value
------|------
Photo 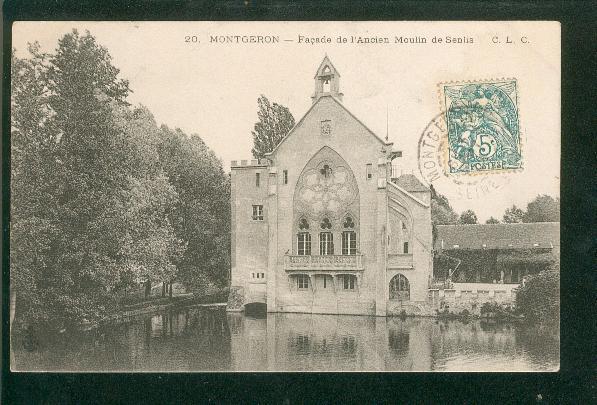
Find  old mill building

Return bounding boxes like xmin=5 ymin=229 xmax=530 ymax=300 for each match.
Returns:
xmin=227 ymin=56 xmax=433 ymax=316
xmin=226 ymin=57 xmax=562 ymax=316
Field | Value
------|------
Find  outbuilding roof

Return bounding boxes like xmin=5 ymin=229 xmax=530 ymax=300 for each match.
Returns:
xmin=391 ymin=174 xmax=430 ymax=193
xmin=435 ymin=222 xmax=560 ymax=250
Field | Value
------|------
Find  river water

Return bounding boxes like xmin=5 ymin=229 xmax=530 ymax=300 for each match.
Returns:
xmin=12 ymin=305 xmax=559 ymax=372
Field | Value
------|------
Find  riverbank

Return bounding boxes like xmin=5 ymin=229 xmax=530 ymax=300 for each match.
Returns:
xmin=85 ymin=289 xmax=229 ymax=330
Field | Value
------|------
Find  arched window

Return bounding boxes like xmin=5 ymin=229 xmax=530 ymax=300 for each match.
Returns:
xmin=343 ymin=216 xmax=355 ymax=228
xmin=320 ymin=218 xmax=334 ymax=255
xmin=298 ymin=218 xmax=309 ymax=230
xmin=389 ymin=274 xmax=410 ymax=300
xmin=342 ymin=216 xmax=356 ymax=255
xmin=297 ymin=218 xmax=311 ymax=255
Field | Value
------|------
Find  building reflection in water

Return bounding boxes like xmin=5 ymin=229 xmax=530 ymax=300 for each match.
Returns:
xmin=227 ymin=312 xmax=558 ymax=372
xmin=228 ymin=313 xmax=432 ymax=371
xmin=13 ymin=306 xmax=559 ymax=372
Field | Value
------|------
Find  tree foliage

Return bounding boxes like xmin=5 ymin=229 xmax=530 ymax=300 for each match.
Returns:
xmin=11 ymin=30 xmax=229 ymax=331
xmin=523 ymin=194 xmax=560 ymax=223
xmin=430 ymin=185 xmax=459 ymax=226
xmin=459 ymin=209 xmax=478 ymax=224
xmin=502 ymin=195 xmax=560 ymax=224
xmin=515 ymin=264 xmax=560 ymax=325
xmin=485 ymin=216 xmax=500 ymax=224
xmin=251 ymin=95 xmax=295 ymax=160
xmin=157 ymin=126 xmax=230 ymax=292
xmin=503 ymin=204 xmax=525 ymax=223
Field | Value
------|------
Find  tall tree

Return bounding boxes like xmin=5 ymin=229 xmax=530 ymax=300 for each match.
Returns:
xmin=503 ymin=205 xmax=525 ymax=223
xmin=158 ymin=126 xmax=231 ymax=293
xmin=41 ymin=30 xmax=137 ymax=327
xmin=11 ymin=31 xmax=182 ymax=331
xmin=523 ymin=195 xmax=560 ymax=223
xmin=459 ymin=210 xmax=478 ymax=224
xmin=251 ymin=95 xmax=295 ymax=160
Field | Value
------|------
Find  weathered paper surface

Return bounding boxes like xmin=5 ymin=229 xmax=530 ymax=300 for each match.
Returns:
xmin=11 ymin=21 xmax=560 ymax=372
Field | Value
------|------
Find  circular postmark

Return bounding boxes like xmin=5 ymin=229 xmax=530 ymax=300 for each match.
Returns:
xmin=418 ymin=112 xmax=511 ymax=201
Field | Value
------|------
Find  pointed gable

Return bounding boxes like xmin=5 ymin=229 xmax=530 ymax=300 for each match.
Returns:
xmin=314 ymin=55 xmax=340 ymax=78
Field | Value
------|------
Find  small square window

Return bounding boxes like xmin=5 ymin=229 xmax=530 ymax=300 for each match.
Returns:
xmin=283 ymin=170 xmax=288 ymax=185
xmin=366 ymin=164 xmax=373 ymax=179
xmin=252 ymin=205 xmax=264 ymax=221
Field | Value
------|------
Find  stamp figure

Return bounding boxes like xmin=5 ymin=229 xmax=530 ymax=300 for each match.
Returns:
xmin=441 ymin=80 xmax=522 ymax=174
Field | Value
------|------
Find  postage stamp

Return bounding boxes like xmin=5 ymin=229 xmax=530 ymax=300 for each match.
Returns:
xmin=439 ymin=80 xmax=522 ymax=174
xmin=418 ymin=112 xmax=511 ymax=201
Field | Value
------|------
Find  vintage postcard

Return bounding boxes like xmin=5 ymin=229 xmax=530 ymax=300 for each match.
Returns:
xmin=9 ymin=21 xmax=560 ymax=372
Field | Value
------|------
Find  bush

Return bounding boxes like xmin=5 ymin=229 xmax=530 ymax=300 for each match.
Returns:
xmin=480 ymin=302 xmax=515 ymax=319
xmin=516 ymin=266 xmax=559 ymax=325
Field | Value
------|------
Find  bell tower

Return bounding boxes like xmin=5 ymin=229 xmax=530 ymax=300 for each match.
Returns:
xmin=311 ymin=55 xmax=343 ymax=104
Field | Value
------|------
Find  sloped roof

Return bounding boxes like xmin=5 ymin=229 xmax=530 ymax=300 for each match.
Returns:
xmin=391 ymin=174 xmax=429 ymax=193
xmin=266 ymin=95 xmax=392 ymax=157
xmin=435 ymin=222 xmax=560 ymax=250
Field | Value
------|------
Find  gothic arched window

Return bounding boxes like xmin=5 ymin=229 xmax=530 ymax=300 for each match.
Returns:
xmin=342 ymin=216 xmax=356 ymax=255
xmin=343 ymin=216 xmax=355 ymax=228
xmin=298 ymin=218 xmax=310 ymax=230
xmin=389 ymin=274 xmax=410 ymax=301
xmin=297 ymin=218 xmax=311 ymax=255
xmin=319 ymin=218 xmax=334 ymax=255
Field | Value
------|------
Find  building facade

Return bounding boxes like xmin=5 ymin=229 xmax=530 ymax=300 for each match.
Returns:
xmin=227 ymin=57 xmax=432 ymax=316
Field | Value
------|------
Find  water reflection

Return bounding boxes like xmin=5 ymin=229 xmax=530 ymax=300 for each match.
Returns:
xmin=12 ymin=306 xmax=559 ymax=372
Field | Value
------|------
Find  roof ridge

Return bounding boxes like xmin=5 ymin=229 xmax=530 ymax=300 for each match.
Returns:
xmin=266 ymin=95 xmax=392 ymax=158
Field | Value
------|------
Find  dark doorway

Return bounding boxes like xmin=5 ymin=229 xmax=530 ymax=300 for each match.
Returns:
xmin=244 ymin=302 xmax=267 ymax=318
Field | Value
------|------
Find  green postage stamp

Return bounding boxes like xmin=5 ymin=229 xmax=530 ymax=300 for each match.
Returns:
xmin=440 ymin=80 xmax=522 ymax=174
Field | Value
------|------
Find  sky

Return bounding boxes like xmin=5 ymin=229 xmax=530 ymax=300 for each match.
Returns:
xmin=12 ymin=21 xmax=560 ymax=221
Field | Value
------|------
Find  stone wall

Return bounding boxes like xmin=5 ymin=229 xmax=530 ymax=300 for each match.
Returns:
xmin=229 ymin=162 xmax=269 ymax=307
xmin=386 ymin=285 xmax=518 ymax=317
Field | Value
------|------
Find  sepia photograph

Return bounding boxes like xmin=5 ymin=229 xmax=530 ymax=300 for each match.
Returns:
xmin=9 ymin=21 xmax=561 ymax=373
